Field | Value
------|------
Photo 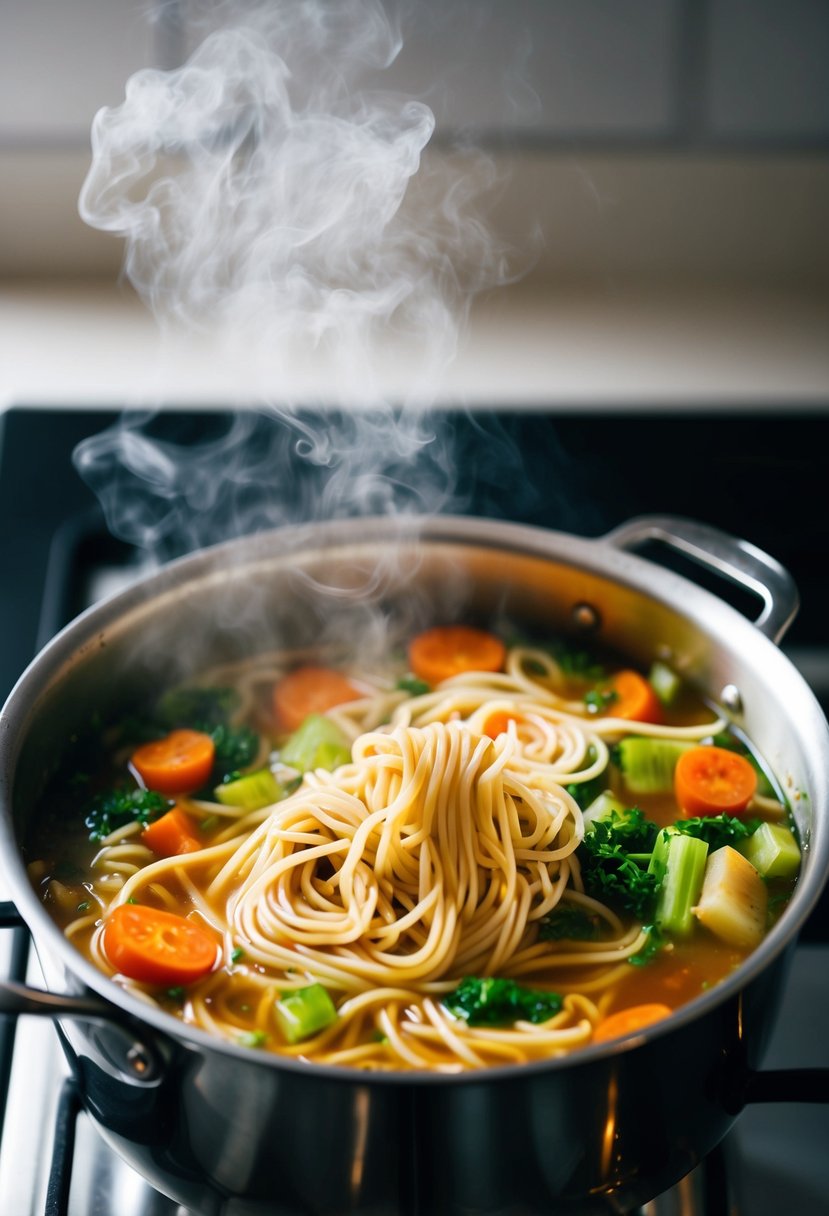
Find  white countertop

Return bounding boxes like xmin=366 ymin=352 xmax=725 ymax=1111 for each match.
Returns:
xmin=1 ymin=279 xmax=828 ymax=411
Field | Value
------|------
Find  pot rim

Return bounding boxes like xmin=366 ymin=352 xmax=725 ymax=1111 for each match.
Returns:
xmin=2 ymin=513 xmax=828 ymax=1086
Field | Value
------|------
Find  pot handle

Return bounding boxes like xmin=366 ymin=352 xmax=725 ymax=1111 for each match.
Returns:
xmin=603 ymin=515 xmax=799 ymax=645
xmin=0 ymin=901 xmax=164 ymax=1086
xmin=0 ymin=977 xmax=164 ymax=1082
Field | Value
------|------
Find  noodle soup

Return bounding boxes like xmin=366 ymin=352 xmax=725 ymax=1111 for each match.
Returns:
xmin=28 ymin=624 xmax=800 ymax=1072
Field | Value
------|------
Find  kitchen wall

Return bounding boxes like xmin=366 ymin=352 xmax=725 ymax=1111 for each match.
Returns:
xmin=1 ymin=1 xmax=827 ymax=406
xmin=2 ymin=0 xmax=828 ymax=282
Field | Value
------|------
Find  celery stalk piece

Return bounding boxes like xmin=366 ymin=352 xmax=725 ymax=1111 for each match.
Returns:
xmin=618 ymin=737 xmax=694 ymax=795
xmin=275 ymin=983 xmax=338 ymax=1043
xmin=280 ymin=714 xmax=351 ymax=773
xmin=740 ymin=822 xmax=801 ymax=880
xmin=655 ymin=833 xmax=709 ymax=937
xmin=648 ymin=826 xmax=676 ymax=880
xmin=215 ymin=769 xmax=284 ymax=809
xmin=582 ymin=791 xmax=629 ymax=829
xmin=649 ymin=660 xmax=683 ymax=706
xmin=693 ymin=846 xmax=768 ymax=948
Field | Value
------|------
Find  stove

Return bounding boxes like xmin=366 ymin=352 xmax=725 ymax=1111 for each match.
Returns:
xmin=1 ymin=405 xmax=828 ymax=1215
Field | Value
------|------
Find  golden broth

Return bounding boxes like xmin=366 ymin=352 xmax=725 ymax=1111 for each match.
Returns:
xmin=27 ymin=635 xmax=797 ymax=1071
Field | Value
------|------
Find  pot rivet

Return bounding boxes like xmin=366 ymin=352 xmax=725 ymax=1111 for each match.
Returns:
xmin=721 ymin=684 xmax=743 ymax=715
xmin=572 ymin=602 xmax=601 ymax=632
xmin=126 ymin=1045 xmax=149 ymax=1075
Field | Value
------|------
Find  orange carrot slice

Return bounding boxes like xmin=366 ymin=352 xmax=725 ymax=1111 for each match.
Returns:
xmin=602 ymin=670 xmax=663 ymax=724
xmin=408 ymin=625 xmax=506 ymax=686
xmin=273 ymin=666 xmax=361 ymax=734
xmin=141 ymin=806 xmax=202 ymax=857
xmin=131 ymin=729 xmax=215 ymax=795
xmin=103 ymin=904 xmax=218 ymax=986
xmin=593 ymin=1002 xmax=672 ymax=1044
xmin=674 ymin=745 xmax=757 ymax=818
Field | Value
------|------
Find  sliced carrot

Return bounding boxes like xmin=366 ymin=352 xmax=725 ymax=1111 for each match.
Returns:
xmin=601 ymin=669 xmax=663 ymax=724
xmin=482 ymin=710 xmax=518 ymax=739
xmin=103 ymin=904 xmax=219 ymax=986
xmin=408 ymin=625 xmax=506 ymax=686
xmin=273 ymin=666 xmax=361 ymax=734
xmin=141 ymin=806 xmax=202 ymax=858
xmin=131 ymin=729 xmax=215 ymax=795
xmin=674 ymin=745 xmax=757 ymax=818
xmin=592 ymin=1002 xmax=672 ymax=1044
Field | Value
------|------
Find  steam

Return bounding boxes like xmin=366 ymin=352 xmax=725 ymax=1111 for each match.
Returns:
xmin=75 ymin=0 xmax=517 ymax=563
xmin=79 ymin=0 xmax=507 ymax=402
xmin=74 ymin=407 xmax=477 ymax=559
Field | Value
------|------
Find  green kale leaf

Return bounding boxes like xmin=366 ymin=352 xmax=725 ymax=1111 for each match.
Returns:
xmin=539 ymin=906 xmax=603 ymax=941
xmin=209 ymin=723 xmax=259 ymax=781
xmin=85 ymin=787 xmax=172 ymax=842
xmin=444 ymin=977 xmax=563 ymax=1026
xmin=578 ymin=808 xmax=661 ymax=917
xmin=673 ymin=814 xmax=761 ymax=851
xmin=156 ymin=686 xmax=240 ymax=730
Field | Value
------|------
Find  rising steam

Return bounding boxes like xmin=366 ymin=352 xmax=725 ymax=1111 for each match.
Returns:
xmin=79 ymin=0 xmax=508 ymax=397
xmin=75 ymin=0 xmax=517 ymax=561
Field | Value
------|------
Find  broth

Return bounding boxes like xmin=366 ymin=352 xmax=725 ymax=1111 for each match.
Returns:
xmin=27 ymin=627 xmax=799 ymax=1071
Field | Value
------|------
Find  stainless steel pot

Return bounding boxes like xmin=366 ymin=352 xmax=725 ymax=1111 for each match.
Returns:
xmin=1 ymin=514 xmax=828 ymax=1216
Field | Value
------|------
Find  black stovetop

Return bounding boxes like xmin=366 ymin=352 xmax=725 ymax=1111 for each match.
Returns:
xmin=3 ymin=405 xmax=829 ymax=696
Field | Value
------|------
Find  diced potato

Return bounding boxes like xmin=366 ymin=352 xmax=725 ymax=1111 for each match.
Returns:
xmin=692 ymin=846 xmax=767 ymax=949
xmin=46 ymin=879 xmax=86 ymax=915
xmin=27 ymin=860 xmax=48 ymax=883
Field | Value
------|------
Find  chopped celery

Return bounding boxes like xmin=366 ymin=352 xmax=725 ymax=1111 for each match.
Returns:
xmin=693 ymin=846 xmax=767 ymax=948
xmin=618 ymin=737 xmax=694 ymax=795
xmin=648 ymin=826 xmax=676 ymax=881
xmin=655 ymin=833 xmax=709 ymax=937
xmin=648 ymin=660 xmax=682 ymax=706
xmin=583 ymin=791 xmax=629 ymax=829
xmin=274 ymin=983 xmax=338 ymax=1043
xmin=215 ymin=768 xmax=285 ymax=809
xmin=280 ymin=714 xmax=351 ymax=773
xmin=740 ymin=822 xmax=801 ymax=880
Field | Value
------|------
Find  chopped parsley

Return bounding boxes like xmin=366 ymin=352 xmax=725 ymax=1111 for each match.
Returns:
xmin=550 ymin=644 xmax=605 ymax=681
xmin=396 ymin=676 xmax=431 ymax=696
xmin=673 ymin=814 xmax=760 ymax=851
xmin=628 ymin=923 xmax=667 ymax=967
xmin=584 ymin=687 xmax=619 ymax=714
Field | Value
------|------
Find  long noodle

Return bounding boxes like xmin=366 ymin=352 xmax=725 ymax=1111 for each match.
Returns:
xmin=63 ymin=646 xmax=725 ymax=1072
